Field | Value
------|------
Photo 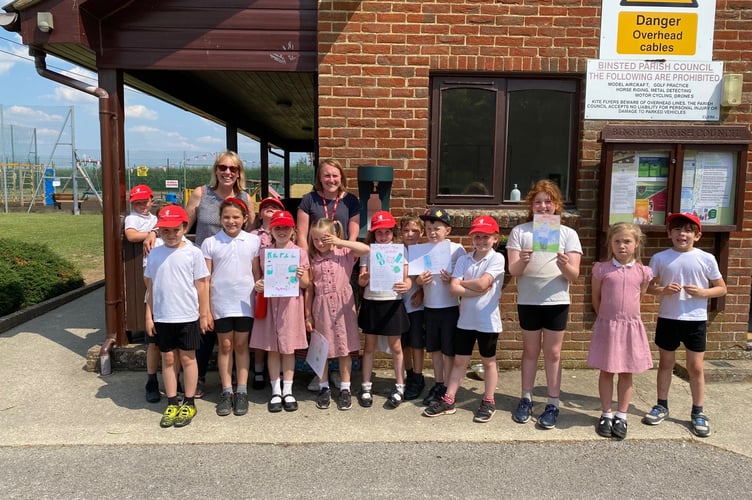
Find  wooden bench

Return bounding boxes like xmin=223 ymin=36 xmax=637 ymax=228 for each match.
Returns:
xmin=52 ymin=192 xmax=85 ymax=210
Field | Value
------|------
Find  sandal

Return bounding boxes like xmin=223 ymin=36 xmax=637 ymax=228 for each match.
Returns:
xmin=268 ymin=394 xmax=283 ymax=413
xmin=282 ymin=394 xmax=298 ymax=412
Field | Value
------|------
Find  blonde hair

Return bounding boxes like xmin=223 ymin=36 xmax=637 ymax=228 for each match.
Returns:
xmin=210 ymin=150 xmax=247 ymax=194
xmin=307 ymin=218 xmax=344 ymax=259
xmin=605 ymin=222 xmax=645 ymax=262
xmin=525 ymin=179 xmax=564 ymax=218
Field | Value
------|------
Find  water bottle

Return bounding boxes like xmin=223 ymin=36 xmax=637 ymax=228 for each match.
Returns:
xmin=510 ymin=184 xmax=521 ymax=201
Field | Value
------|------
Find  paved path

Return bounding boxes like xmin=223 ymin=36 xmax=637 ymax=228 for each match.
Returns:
xmin=2 ymin=287 xmax=752 ymax=497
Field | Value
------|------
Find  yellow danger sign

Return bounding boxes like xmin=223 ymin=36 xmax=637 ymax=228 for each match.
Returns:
xmin=617 ymin=11 xmax=697 ymax=55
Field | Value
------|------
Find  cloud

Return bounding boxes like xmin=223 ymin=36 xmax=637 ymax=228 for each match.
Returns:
xmin=126 ymin=104 xmax=158 ymax=120
xmin=51 ymin=85 xmax=97 ymax=104
xmin=196 ymin=135 xmax=223 ymax=145
xmin=128 ymin=125 xmax=200 ymax=151
xmin=0 ymin=36 xmax=30 ymax=75
xmin=3 ymin=105 xmax=66 ymax=126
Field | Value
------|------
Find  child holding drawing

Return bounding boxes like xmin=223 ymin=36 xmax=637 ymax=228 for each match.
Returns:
xmin=506 ymin=179 xmax=582 ymax=430
xmin=250 ymin=210 xmax=310 ymax=413
xmin=357 ymin=211 xmax=412 ymax=409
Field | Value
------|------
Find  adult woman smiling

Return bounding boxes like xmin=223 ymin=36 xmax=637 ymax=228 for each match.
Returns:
xmin=186 ymin=151 xmax=254 ymax=246
xmin=296 ymin=158 xmax=360 ymax=251
xmin=184 ymin=150 xmax=254 ymax=397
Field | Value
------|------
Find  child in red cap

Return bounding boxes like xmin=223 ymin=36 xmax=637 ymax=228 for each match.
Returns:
xmin=123 ymin=184 xmax=162 ymax=403
xmin=423 ymin=216 xmax=505 ymax=422
xmin=144 ymin=205 xmax=211 ymax=428
xmin=357 ymin=211 xmax=412 ymax=409
xmin=644 ymin=212 xmax=726 ymax=437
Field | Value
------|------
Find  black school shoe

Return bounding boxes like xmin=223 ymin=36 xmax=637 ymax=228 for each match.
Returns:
xmin=612 ymin=417 xmax=628 ymax=439
xmin=145 ymin=379 xmax=161 ymax=403
xmin=596 ymin=416 xmax=613 ymax=438
xmin=404 ymin=373 xmax=425 ymax=401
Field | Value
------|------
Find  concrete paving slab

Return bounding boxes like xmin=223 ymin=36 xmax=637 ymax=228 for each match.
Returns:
xmin=1 ymin=287 xmax=751 ymax=459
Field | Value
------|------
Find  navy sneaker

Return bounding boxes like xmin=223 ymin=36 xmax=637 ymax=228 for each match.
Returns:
xmin=690 ymin=412 xmax=710 ymax=438
xmin=512 ymin=398 xmax=534 ymax=424
xmin=537 ymin=404 xmax=559 ymax=429
xmin=642 ymin=404 xmax=669 ymax=425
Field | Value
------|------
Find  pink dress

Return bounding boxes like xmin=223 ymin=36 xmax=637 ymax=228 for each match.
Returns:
xmin=249 ymin=243 xmax=309 ymax=354
xmin=310 ymin=247 xmax=359 ymax=358
xmin=587 ymin=260 xmax=654 ymax=374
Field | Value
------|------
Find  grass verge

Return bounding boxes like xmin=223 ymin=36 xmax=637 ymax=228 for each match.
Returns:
xmin=0 ymin=212 xmax=104 ymax=284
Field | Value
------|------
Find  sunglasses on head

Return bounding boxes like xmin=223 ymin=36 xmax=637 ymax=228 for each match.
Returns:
xmin=217 ymin=164 xmax=239 ymax=173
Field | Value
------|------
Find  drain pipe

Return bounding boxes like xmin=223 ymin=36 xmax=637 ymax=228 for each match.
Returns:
xmin=32 ymin=48 xmax=125 ymax=369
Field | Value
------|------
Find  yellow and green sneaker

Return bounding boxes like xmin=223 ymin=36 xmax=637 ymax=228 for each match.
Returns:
xmin=160 ymin=404 xmax=180 ymax=428
xmin=174 ymin=404 xmax=197 ymax=428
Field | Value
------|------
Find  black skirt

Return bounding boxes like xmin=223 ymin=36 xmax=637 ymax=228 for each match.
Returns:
xmin=358 ymin=298 xmax=410 ymax=336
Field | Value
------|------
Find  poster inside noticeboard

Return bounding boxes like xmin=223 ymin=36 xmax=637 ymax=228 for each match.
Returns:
xmin=679 ymin=150 xmax=736 ymax=226
xmin=608 ymin=150 xmax=669 ymax=226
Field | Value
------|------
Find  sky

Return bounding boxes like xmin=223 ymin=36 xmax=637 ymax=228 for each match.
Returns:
xmin=0 ymin=32 xmax=287 ymax=169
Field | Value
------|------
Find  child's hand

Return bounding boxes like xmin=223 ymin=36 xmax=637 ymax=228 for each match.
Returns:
xmin=555 ymin=252 xmax=569 ymax=268
xmin=663 ymin=282 xmax=682 ymax=295
xmin=305 ymin=316 xmax=314 ymax=333
xmin=200 ymin=314 xmax=211 ymax=334
xmin=439 ymin=269 xmax=452 ymax=283
xmin=254 ymin=279 xmax=264 ymax=293
xmin=295 ymin=267 xmax=306 ymax=280
xmin=322 ymin=233 xmax=341 ymax=247
xmin=145 ymin=317 xmax=155 ymax=337
xmin=519 ymin=249 xmax=533 ymax=264
xmin=683 ymin=284 xmax=703 ymax=297
xmin=358 ymin=269 xmax=370 ymax=287
xmin=393 ymin=280 xmax=409 ymax=294
xmin=417 ymin=270 xmax=432 ymax=285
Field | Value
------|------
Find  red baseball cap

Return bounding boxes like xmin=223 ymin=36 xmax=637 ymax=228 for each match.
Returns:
xmin=259 ymin=196 xmax=284 ymax=211
xmin=469 ymin=215 xmax=500 ymax=235
xmin=129 ymin=184 xmax=152 ymax=202
xmin=269 ymin=210 xmax=295 ymax=228
xmin=666 ymin=212 xmax=702 ymax=231
xmin=370 ymin=211 xmax=396 ymax=231
xmin=155 ymin=205 xmax=189 ymax=228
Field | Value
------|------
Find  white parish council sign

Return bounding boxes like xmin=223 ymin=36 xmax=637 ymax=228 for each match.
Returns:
xmin=585 ymin=59 xmax=722 ymax=121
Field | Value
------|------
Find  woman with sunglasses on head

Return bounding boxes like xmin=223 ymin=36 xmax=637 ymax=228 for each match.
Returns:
xmin=182 ymin=150 xmax=255 ymax=398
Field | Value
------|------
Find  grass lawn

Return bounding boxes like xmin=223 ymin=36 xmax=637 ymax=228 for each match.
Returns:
xmin=0 ymin=212 xmax=105 ymax=284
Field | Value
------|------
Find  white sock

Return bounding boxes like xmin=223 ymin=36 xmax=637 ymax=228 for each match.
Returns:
xmin=319 ymin=381 xmax=330 ymax=390
xmin=271 ymin=378 xmax=281 ymax=396
xmin=395 ymin=383 xmax=405 ymax=395
xmin=522 ymin=391 xmax=533 ymax=401
xmin=340 ymin=381 xmax=351 ymax=392
xmin=547 ymin=397 xmax=560 ymax=408
xmin=282 ymin=380 xmax=293 ymax=396
xmin=601 ymin=411 xmax=613 ymax=419
xmin=615 ymin=411 xmax=628 ymax=421
xmin=361 ymin=382 xmax=373 ymax=392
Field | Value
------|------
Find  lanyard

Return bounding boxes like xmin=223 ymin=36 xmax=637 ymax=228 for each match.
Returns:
xmin=320 ymin=192 xmax=341 ymax=221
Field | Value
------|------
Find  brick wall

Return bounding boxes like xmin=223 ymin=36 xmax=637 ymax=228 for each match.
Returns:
xmin=318 ymin=0 xmax=752 ymax=366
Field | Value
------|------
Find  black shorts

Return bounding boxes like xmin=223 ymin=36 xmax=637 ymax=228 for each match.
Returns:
xmin=424 ymin=306 xmax=459 ymax=356
xmin=214 ymin=316 xmax=253 ymax=334
xmin=454 ymin=328 xmax=499 ymax=358
xmin=154 ymin=321 xmax=202 ymax=353
xmin=358 ymin=299 xmax=410 ymax=336
xmin=655 ymin=318 xmax=707 ymax=353
xmin=517 ymin=304 xmax=569 ymax=332
xmin=402 ymin=310 xmax=426 ymax=349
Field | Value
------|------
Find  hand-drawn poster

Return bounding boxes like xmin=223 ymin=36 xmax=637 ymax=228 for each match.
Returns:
xmin=368 ymin=244 xmax=405 ymax=292
xmin=533 ymin=214 xmax=561 ymax=253
xmin=407 ymin=241 xmax=450 ymax=275
xmin=263 ymin=248 xmax=300 ymax=297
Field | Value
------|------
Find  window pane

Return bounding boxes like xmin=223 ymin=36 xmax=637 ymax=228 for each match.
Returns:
xmin=438 ymin=88 xmax=495 ymax=196
xmin=506 ymin=89 xmax=574 ymax=198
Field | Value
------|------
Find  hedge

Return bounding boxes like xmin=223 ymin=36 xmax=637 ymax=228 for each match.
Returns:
xmin=0 ymin=238 xmax=84 ymax=316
